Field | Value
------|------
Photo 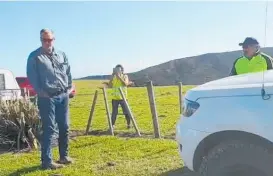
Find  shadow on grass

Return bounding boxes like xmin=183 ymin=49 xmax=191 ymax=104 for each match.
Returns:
xmin=73 ymin=141 xmax=103 ymax=149
xmin=141 ymin=148 xmax=172 ymax=159
xmin=1 ymin=130 xmax=175 ymax=155
xmin=7 ymin=165 xmax=41 ymax=176
xmin=160 ymin=167 xmax=200 ymax=176
xmin=70 ymin=129 xmax=153 ymax=138
xmin=70 ymin=129 xmax=175 ymax=140
xmin=0 ymin=148 xmax=11 ymax=155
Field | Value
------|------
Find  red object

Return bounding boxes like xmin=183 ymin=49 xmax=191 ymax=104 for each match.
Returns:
xmin=16 ymin=77 xmax=76 ymax=98
xmin=16 ymin=77 xmax=36 ymax=96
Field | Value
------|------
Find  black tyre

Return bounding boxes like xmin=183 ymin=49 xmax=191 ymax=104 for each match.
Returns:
xmin=198 ymin=140 xmax=273 ymax=176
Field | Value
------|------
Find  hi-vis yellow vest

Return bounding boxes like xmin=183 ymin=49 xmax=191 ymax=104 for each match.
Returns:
xmin=112 ymin=75 xmax=127 ymax=100
xmin=230 ymin=52 xmax=273 ymax=76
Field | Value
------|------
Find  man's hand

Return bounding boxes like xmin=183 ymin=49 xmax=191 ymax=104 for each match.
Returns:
xmin=116 ymin=73 xmax=123 ymax=81
xmin=67 ymin=88 xmax=73 ymax=94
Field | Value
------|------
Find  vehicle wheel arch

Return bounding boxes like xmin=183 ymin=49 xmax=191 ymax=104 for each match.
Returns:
xmin=193 ymin=130 xmax=273 ymax=171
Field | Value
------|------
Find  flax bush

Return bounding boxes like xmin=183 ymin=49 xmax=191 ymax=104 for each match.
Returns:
xmin=0 ymin=98 xmax=40 ymax=151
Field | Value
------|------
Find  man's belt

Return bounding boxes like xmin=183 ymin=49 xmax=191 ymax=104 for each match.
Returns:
xmin=49 ymin=88 xmax=68 ymax=97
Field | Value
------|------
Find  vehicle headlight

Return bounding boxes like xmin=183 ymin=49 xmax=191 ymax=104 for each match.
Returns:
xmin=183 ymin=98 xmax=200 ymax=117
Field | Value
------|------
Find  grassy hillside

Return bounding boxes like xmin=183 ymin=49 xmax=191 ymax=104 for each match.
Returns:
xmin=80 ymin=47 xmax=273 ymax=86
xmin=0 ymin=80 xmax=196 ymax=176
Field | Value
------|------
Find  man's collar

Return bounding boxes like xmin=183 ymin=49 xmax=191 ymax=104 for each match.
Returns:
xmin=40 ymin=47 xmax=57 ymax=56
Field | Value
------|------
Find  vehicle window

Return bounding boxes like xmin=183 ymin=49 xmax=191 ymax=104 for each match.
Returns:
xmin=16 ymin=78 xmax=26 ymax=84
xmin=0 ymin=74 xmax=5 ymax=90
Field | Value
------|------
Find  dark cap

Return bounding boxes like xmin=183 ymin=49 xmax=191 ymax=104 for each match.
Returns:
xmin=239 ymin=37 xmax=259 ymax=47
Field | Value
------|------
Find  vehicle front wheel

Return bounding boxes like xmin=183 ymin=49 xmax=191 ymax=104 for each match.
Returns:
xmin=198 ymin=140 xmax=273 ymax=176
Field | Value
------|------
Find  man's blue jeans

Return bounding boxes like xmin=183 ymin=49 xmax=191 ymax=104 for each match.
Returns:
xmin=37 ymin=92 xmax=69 ymax=167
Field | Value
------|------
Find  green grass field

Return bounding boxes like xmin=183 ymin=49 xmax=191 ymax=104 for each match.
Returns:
xmin=0 ymin=80 xmax=195 ymax=176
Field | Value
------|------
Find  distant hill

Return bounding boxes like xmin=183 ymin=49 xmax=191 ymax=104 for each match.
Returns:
xmin=79 ymin=75 xmax=110 ymax=80
xmin=78 ymin=47 xmax=273 ymax=86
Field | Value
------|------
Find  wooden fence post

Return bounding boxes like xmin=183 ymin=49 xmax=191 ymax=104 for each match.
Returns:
xmin=102 ymin=87 xmax=114 ymax=136
xmin=146 ymin=81 xmax=160 ymax=138
xmin=118 ymin=87 xmax=141 ymax=137
xmin=179 ymin=82 xmax=183 ymax=114
xmin=85 ymin=90 xmax=98 ymax=135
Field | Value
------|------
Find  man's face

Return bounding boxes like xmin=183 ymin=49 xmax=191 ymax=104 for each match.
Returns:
xmin=243 ymin=45 xmax=257 ymax=58
xmin=40 ymin=32 xmax=55 ymax=52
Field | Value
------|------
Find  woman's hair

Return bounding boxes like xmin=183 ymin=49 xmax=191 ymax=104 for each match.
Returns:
xmin=115 ymin=64 xmax=124 ymax=73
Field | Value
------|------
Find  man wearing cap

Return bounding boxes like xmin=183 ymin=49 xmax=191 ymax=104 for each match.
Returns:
xmin=229 ymin=37 xmax=273 ymax=76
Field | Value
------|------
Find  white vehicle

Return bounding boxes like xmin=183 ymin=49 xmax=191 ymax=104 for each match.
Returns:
xmin=176 ymin=69 xmax=273 ymax=176
xmin=0 ymin=69 xmax=22 ymax=101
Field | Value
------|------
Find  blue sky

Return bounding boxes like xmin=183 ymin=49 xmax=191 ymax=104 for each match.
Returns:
xmin=1 ymin=1 xmax=273 ymax=78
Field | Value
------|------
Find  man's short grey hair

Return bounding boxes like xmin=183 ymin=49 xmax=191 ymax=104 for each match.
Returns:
xmin=40 ymin=28 xmax=54 ymax=37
